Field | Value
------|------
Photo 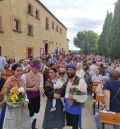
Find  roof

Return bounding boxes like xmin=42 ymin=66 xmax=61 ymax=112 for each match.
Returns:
xmin=35 ymin=0 xmax=67 ymax=30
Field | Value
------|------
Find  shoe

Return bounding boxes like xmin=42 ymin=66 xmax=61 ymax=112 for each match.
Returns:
xmin=50 ymin=107 xmax=56 ymax=112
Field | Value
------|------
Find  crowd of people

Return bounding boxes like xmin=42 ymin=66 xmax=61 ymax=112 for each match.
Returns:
xmin=0 ymin=54 xmax=120 ymax=129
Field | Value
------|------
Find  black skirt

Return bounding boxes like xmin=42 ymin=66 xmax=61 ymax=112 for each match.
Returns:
xmin=42 ymin=98 xmax=65 ymax=129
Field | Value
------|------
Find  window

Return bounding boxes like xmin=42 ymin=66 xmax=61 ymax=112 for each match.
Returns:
xmin=28 ymin=24 xmax=33 ymax=36
xmin=46 ymin=17 xmax=49 ymax=30
xmin=56 ymin=25 xmax=58 ymax=32
xmin=60 ymin=28 xmax=62 ymax=34
xmin=36 ymin=9 xmax=39 ymax=19
xmin=28 ymin=4 xmax=33 ymax=15
xmin=13 ymin=19 xmax=21 ymax=32
xmin=0 ymin=16 xmax=2 ymax=31
xmin=52 ymin=22 xmax=54 ymax=29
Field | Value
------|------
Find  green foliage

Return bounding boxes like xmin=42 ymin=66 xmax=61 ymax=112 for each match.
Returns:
xmin=98 ymin=11 xmax=113 ymax=57
xmin=98 ymin=0 xmax=120 ymax=59
xmin=109 ymin=0 xmax=120 ymax=59
xmin=73 ymin=30 xmax=99 ymax=55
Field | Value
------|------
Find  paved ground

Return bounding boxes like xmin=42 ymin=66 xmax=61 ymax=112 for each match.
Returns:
xmin=37 ymin=96 xmax=113 ymax=129
xmin=0 ymin=96 xmax=112 ymax=129
xmin=37 ymin=96 xmax=96 ymax=129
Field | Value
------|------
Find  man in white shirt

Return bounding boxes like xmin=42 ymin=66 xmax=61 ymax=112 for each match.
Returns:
xmin=92 ymin=69 xmax=102 ymax=83
xmin=65 ymin=64 xmax=87 ymax=129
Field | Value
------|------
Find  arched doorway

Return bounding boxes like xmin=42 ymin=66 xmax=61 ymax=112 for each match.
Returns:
xmin=45 ymin=43 xmax=48 ymax=55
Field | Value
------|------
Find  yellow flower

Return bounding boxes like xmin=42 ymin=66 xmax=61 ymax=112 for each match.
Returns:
xmin=10 ymin=94 xmax=19 ymax=103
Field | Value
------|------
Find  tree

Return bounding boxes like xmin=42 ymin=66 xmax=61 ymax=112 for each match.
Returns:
xmin=73 ymin=30 xmax=99 ymax=55
xmin=98 ymin=11 xmax=113 ymax=57
xmin=109 ymin=0 xmax=120 ymax=59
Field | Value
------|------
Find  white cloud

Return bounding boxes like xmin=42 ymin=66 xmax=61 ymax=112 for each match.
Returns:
xmin=40 ymin=0 xmax=116 ymax=50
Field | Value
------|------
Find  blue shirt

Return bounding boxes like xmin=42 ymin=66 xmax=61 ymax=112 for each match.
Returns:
xmin=92 ymin=74 xmax=102 ymax=81
xmin=103 ymin=80 xmax=120 ymax=112
xmin=105 ymin=66 xmax=111 ymax=75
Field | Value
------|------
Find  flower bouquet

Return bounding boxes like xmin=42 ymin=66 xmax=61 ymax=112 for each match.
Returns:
xmin=69 ymin=86 xmax=87 ymax=105
xmin=4 ymin=86 xmax=29 ymax=108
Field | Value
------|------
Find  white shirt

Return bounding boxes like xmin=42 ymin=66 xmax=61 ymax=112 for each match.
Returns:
xmin=65 ymin=78 xmax=87 ymax=103
xmin=92 ymin=74 xmax=102 ymax=81
xmin=89 ymin=64 xmax=98 ymax=76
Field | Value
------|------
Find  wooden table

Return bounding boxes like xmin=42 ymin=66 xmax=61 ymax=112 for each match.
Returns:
xmin=100 ymin=112 xmax=120 ymax=129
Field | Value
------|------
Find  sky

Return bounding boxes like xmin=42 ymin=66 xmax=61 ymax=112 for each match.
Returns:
xmin=40 ymin=0 xmax=116 ymax=50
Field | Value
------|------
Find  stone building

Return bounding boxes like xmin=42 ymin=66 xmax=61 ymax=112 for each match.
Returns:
xmin=0 ymin=0 xmax=68 ymax=61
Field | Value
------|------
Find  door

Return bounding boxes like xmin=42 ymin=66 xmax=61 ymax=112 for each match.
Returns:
xmin=27 ymin=47 xmax=33 ymax=58
xmin=45 ymin=43 xmax=48 ymax=55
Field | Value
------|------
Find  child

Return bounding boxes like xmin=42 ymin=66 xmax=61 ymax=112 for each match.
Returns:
xmin=50 ymin=67 xmax=67 ymax=112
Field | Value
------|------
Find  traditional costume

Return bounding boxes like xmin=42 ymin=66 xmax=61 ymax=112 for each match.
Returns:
xmin=65 ymin=64 xmax=87 ymax=129
xmin=1 ymin=76 xmax=31 ymax=129
xmin=42 ymin=78 xmax=65 ymax=129
xmin=21 ymin=63 xmax=43 ymax=129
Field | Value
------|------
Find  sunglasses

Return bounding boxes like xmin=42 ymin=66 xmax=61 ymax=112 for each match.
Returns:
xmin=59 ymin=72 xmax=65 ymax=75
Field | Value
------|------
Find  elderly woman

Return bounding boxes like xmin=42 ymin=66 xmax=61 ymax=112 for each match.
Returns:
xmin=42 ymin=67 xmax=65 ymax=129
xmin=94 ymin=69 xmax=120 ymax=129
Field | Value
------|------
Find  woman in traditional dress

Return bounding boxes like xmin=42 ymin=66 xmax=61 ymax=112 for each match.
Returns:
xmin=21 ymin=59 xmax=44 ymax=129
xmin=0 ymin=63 xmax=31 ymax=129
xmin=42 ymin=67 xmax=65 ymax=129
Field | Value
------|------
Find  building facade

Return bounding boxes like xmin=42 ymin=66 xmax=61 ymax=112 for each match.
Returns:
xmin=0 ymin=0 xmax=68 ymax=61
